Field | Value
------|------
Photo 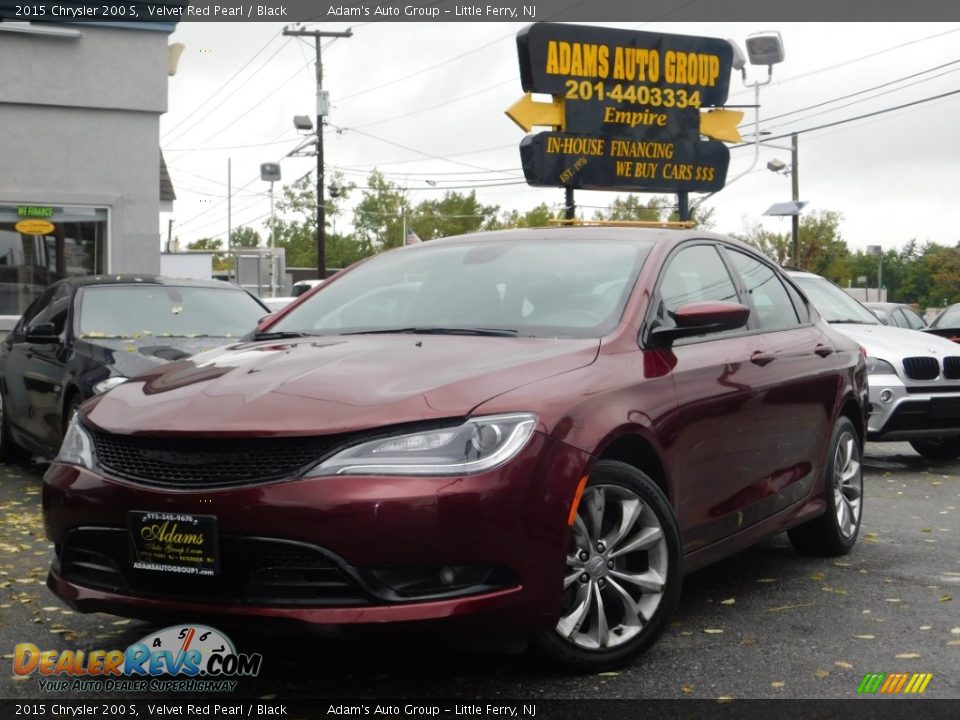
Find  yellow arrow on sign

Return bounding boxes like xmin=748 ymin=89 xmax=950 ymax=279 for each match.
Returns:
xmin=505 ymin=93 xmax=564 ymax=133
xmin=700 ymin=109 xmax=743 ymax=143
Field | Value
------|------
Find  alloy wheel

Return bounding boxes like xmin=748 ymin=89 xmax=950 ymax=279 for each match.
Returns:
xmin=556 ymin=484 xmax=669 ymax=650
xmin=833 ymin=430 xmax=863 ymax=539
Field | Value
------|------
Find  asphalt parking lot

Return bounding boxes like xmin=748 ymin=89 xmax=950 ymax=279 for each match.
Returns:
xmin=1 ymin=443 xmax=958 ymax=702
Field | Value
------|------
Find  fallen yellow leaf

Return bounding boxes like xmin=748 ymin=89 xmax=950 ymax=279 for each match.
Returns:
xmin=835 ymin=661 xmax=854 ymax=669
xmin=815 ymin=669 xmax=830 ymax=679
xmin=681 ymin=684 xmax=694 ymax=694
xmin=896 ymin=653 xmax=921 ymax=659
xmin=771 ymin=681 xmax=785 ymax=689
xmin=853 ymin=634 xmax=876 ymax=639
xmin=703 ymin=628 xmax=724 ymax=634
xmin=720 ymin=598 xmax=736 ymax=605
xmin=767 ymin=602 xmax=815 ymax=613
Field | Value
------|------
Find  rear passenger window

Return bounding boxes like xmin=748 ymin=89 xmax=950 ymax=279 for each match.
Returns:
xmin=727 ymin=250 xmax=800 ymax=331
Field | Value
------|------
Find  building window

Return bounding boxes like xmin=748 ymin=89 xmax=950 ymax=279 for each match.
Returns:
xmin=0 ymin=205 xmax=107 ymax=316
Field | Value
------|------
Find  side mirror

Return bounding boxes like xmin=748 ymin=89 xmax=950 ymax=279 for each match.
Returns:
xmin=649 ymin=301 xmax=750 ymax=346
xmin=257 ymin=313 xmax=277 ymax=329
xmin=25 ymin=322 xmax=59 ymax=344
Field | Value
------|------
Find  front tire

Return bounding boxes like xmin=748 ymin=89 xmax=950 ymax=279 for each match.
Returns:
xmin=534 ymin=460 xmax=683 ymax=672
xmin=910 ymin=437 xmax=960 ymax=462
xmin=788 ymin=416 xmax=863 ymax=556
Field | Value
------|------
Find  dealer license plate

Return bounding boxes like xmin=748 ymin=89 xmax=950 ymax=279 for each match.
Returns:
xmin=128 ymin=511 xmax=219 ymax=576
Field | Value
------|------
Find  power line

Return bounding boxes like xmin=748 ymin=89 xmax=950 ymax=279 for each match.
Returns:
xmin=163 ymin=36 xmax=293 ymax=147
xmin=161 ymin=33 xmax=282 ymax=140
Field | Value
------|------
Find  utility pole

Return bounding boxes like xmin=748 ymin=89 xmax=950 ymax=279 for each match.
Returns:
xmin=791 ymin=133 xmax=800 ymax=267
xmin=282 ymin=25 xmax=352 ymax=279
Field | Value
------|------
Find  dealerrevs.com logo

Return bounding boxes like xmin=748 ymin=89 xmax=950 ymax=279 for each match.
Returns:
xmin=14 ymin=624 xmax=262 ymax=693
xmin=857 ymin=672 xmax=934 ymax=695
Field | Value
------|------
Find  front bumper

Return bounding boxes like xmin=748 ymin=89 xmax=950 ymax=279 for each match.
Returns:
xmin=866 ymin=373 xmax=960 ymax=441
xmin=43 ymin=432 xmax=590 ymax=633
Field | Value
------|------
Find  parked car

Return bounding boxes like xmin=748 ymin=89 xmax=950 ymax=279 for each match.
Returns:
xmin=0 ymin=275 xmax=269 ymax=461
xmin=925 ymin=303 xmax=960 ymax=344
xmin=788 ymin=270 xmax=960 ymax=460
xmin=863 ymin=301 xmax=927 ymax=330
xmin=44 ymin=228 xmax=867 ymax=670
xmin=291 ymin=278 xmax=324 ymax=297
xmin=260 ymin=296 xmax=296 ymax=313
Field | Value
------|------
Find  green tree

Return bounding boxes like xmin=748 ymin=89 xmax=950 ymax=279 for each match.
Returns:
xmin=492 ymin=203 xmax=562 ymax=229
xmin=231 ymin=226 xmax=261 ymax=248
xmin=408 ymin=191 xmax=500 ymax=239
xmin=269 ymin=172 xmax=365 ymax=270
xmin=734 ymin=210 xmax=850 ymax=280
xmin=186 ymin=237 xmax=229 ymax=271
xmin=593 ymin=195 xmax=666 ymax=222
xmin=353 ymin=170 xmax=411 ymax=250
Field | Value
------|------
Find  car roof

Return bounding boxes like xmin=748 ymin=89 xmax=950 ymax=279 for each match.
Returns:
xmin=52 ymin=274 xmax=248 ymax=291
xmin=410 ymin=225 xmax=747 ymax=248
xmin=864 ymin=302 xmax=910 ymax=311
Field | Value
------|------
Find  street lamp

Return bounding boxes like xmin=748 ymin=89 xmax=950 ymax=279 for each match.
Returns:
xmin=763 ymin=133 xmax=803 ymax=267
xmin=692 ymin=32 xmax=786 ymax=217
xmin=867 ymin=245 xmax=883 ymax=302
xmin=260 ymin=162 xmax=281 ymax=297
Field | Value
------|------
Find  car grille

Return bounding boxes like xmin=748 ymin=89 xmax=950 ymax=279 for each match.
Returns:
xmin=902 ymin=356 xmax=940 ymax=380
xmin=882 ymin=400 xmax=960 ymax=433
xmin=945 ymin=357 xmax=960 ymax=380
xmin=91 ymin=432 xmax=346 ymax=488
xmin=58 ymin=528 xmax=372 ymax=607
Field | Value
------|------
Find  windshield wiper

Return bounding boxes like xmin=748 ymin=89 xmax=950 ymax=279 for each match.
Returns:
xmin=828 ymin=319 xmax=876 ymax=325
xmin=249 ymin=330 xmax=314 ymax=341
xmin=344 ymin=327 xmax=520 ymax=337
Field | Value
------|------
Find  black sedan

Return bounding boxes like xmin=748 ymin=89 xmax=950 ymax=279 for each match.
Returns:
xmin=0 ymin=275 xmax=269 ymax=461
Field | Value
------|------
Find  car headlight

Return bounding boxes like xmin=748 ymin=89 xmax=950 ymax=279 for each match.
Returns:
xmin=865 ymin=357 xmax=897 ymax=375
xmin=93 ymin=376 xmax=128 ymax=395
xmin=305 ymin=413 xmax=538 ymax=477
xmin=56 ymin=414 xmax=95 ymax=470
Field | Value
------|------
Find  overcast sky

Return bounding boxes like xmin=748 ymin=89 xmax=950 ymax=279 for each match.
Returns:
xmin=160 ymin=21 xmax=960 ymax=254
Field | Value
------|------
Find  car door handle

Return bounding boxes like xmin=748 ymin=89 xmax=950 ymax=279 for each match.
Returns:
xmin=750 ymin=351 xmax=775 ymax=366
xmin=814 ymin=344 xmax=834 ymax=358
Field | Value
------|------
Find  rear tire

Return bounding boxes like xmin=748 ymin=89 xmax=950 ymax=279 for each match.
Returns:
xmin=0 ymin=391 xmax=29 ymax=463
xmin=910 ymin=437 xmax=960 ymax=462
xmin=788 ymin=416 xmax=863 ymax=556
xmin=533 ymin=460 xmax=682 ymax=672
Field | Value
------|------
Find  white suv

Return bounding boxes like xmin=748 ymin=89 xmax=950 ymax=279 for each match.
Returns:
xmin=789 ymin=270 xmax=960 ymax=461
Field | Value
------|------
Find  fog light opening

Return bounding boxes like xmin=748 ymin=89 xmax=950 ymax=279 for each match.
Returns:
xmin=879 ymin=389 xmax=894 ymax=404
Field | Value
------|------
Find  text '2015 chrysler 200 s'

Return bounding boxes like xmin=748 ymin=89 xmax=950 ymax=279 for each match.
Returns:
xmin=43 ymin=228 xmax=868 ymax=670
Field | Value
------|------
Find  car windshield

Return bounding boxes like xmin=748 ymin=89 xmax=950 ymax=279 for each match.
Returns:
xmin=792 ymin=275 xmax=881 ymax=325
xmin=77 ymin=285 xmax=267 ymax=339
xmin=931 ymin=305 xmax=960 ymax=328
xmin=271 ymin=238 xmax=652 ymax=339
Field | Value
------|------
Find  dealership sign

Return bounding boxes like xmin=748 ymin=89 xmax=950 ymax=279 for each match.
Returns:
xmin=507 ymin=23 xmax=741 ymax=193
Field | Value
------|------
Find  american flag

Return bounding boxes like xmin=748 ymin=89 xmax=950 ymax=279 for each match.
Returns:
xmin=405 ymin=227 xmax=423 ymax=245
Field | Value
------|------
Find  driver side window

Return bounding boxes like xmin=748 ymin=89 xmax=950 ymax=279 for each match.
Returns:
xmin=656 ymin=245 xmax=739 ymax=331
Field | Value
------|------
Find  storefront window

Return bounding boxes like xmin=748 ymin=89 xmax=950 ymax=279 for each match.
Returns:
xmin=0 ymin=205 xmax=106 ymax=317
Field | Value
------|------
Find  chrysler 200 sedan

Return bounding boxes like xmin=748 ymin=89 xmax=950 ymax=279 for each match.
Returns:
xmin=44 ymin=228 xmax=868 ymax=670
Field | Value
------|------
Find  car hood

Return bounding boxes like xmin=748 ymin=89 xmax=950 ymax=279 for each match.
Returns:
xmin=831 ymin=323 xmax=960 ymax=360
xmin=78 ymin=336 xmax=240 ymax=378
xmin=84 ymin=335 xmax=600 ymax=435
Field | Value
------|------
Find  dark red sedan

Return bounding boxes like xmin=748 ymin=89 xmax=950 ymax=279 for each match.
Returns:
xmin=43 ymin=228 xmax=868 ymax=670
